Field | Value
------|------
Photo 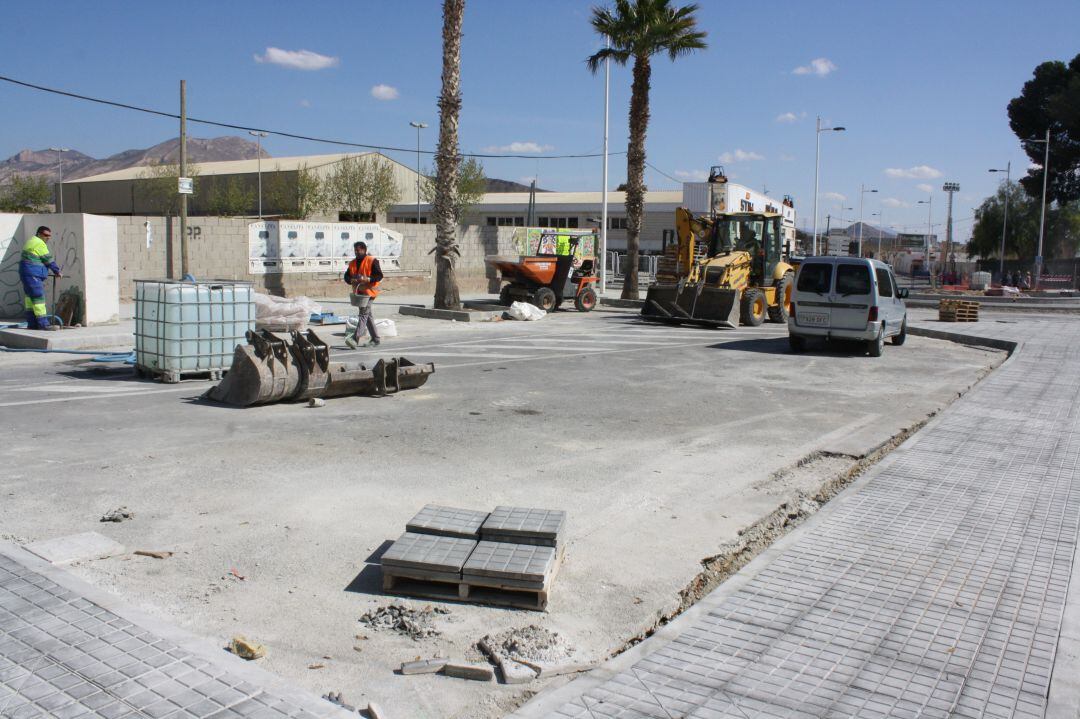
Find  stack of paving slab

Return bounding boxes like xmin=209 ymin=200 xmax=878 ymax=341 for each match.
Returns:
xmin=380 ymin=504 xmax=565 ymax=611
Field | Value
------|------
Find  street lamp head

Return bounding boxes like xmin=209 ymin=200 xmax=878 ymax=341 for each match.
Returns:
xmin=917 ymin=200 xmax=930 ymax=205
xmin=832 ymin=127 xmax=846 ymax=132
xmin=247 ymin=131 xmax=268 ymax=138
xmin=48 ymin=147 xmax=69 ymax=153
xmin=988 ymin=168 xmax=1003 ymax=173
xmin=410 ymin=121 xmax=428 ymax=129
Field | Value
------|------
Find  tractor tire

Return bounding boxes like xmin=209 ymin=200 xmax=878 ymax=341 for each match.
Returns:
xmin=574 ymin=287 xmax=598 ymax=312
xmin=767 ymin=273 xmax=794 ymax=323
xmin=533 ymin=287 xmax=557 ymax=312
xmin=740 ymin=288 xmax=767 ymax=327
xmin=891 ymin=318 xmax=907 ymax=346
xmin=499 ymin=285 xmax=514 ymax=306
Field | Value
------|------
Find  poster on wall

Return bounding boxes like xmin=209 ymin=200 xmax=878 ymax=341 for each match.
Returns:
xmin=246 ymin=221 xmax=403 ymax=274
xmin=513 ymin=227 xmax=597 ymax=260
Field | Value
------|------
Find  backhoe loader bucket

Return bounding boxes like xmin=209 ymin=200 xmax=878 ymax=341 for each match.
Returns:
xmin=642 ymin=283 xmax=741 ymax=329
xmin=204 ymin=329 xmax=434 ymax=407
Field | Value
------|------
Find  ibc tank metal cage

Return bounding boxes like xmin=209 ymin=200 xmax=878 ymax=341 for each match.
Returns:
xmin=134 ymin=279 xmax=255 ymax=383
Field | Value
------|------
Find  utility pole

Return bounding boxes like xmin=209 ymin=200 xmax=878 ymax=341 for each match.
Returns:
xmin=943 ymin=182 xmax=959 ymax=279
xmin=179 ymin=79 xmax=189 ymax=279
xmin=48 ymin=147 xmax=69 ymax=213
xmin=989 ymin=162 xmax=1010 ymax=281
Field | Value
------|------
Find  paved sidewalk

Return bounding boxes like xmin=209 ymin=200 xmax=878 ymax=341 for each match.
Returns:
xmin=0 ymin=545 xmax=351 ymax=719
xmin=512 ymin=311 xmax=1080 ymax=719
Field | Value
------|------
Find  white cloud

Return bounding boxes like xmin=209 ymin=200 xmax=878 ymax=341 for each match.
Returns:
xmin=298 ymin=99 xmax=311 ymax=108
xmin=370 ymin=84 xmax=399 ymax=101
xmin=882 ymin=197 xmax=909 ymax=208
xmin=674 ymin=169 xmax=709 ymax=181
xmin=718 ymin=149 xmax=764 ymax=163
xmin=915 ymin=183 xmax=934 ymax=193
xmin=884 ymin=165 xmax=943 ymax=179
xmin=254 ymin=47 xmax=339 ymax=71
xmin=792 ymin=58 xmax=837 ymax=76
xmin=822 ymin=191 xmax=847 ymax=202
xmin=779 ymin=153 xmax=796 ymax=162
xmin=775 ymin=111 xmax=806 ymax=123
xmin=482 ymin=141 xmax=554 ymax=153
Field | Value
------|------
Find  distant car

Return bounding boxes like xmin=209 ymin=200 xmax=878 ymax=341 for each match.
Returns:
xmin=788 ymin=256 xmax=908 ymax=357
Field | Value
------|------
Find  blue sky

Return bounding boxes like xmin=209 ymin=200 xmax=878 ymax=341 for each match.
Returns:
xmin=3 ymin=0 xmax=1078 ymax=240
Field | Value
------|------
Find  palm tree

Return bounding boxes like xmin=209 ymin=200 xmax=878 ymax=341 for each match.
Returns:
xmin=587 ymin=0 xmax=707 ymax=299
xmin=433 ymin=0 xmax=465 ymax=310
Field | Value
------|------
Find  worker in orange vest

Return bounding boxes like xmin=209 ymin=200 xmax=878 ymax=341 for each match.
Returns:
xmin=344 ymin=240 xmax=383 ymax=349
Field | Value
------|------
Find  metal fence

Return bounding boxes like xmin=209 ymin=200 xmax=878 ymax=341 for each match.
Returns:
xmin=607 ymin=252 xmax=659 ymax=279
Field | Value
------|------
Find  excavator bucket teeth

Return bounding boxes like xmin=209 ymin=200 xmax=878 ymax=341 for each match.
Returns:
xmin=642 ymin=284 xmax=740 ymax=329
xmin=204 ymin=330 xmax=435 ymax=407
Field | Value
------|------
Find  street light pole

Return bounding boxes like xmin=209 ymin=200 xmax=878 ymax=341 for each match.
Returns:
xmin=48 ymin=147 xmax=68 ymax=213
xmin=600 ymin=34 xmax=610 ymax=296
xmin=812 ymin=117 xmax=846 ymax=256
xmin=858 ymin=184 xmax=877 ymax=257
xmin=1028 ymin=129 xmax=1051 ymax=289
xmin=942 ymin=182 xmax=960 ymax=278
xmin=989 ymin=163 xmax=1010 ymax=281
xmin=409 ymin=121 xmax=428 ymax=224
xmin=872 ymin=210 xmax=884 ymax=258
xmin=918 ymin=194 xmax=933 ymax=284
xmin=247 ymin=131 xmax=268 ymax=218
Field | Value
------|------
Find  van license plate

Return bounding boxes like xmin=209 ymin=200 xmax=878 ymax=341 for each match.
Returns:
xmin=801 ymin=312 xmax=828 ymax=326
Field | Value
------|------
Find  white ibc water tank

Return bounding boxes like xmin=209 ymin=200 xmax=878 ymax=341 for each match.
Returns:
xmin=971 ymin=271 xmax=991 ymax=290
xmin=134 ymin=279 xmax=255 ymax=379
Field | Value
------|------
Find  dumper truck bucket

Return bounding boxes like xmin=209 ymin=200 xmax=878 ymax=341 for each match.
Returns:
xmin=205 ymin=329 xmax=434 ymax=407
xmin=642 ymin=283 xmax=740 ymax=329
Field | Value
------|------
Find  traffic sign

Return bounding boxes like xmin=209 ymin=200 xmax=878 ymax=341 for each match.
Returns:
xmin=178 ymin=177 xmax=194 ymax=195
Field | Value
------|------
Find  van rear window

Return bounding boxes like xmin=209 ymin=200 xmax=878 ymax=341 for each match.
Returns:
xmin=836 ymin=264 xmax=872 ymax=295
xmin=797 ymin=263 xmax=832 ymax=293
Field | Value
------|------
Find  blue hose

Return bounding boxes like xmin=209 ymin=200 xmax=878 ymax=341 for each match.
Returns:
xmin=0 ymin=346 xmax=136 ymax=363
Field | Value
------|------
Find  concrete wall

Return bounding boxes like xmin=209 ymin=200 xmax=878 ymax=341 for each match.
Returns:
xmin=0 ymin=213 xmax=119 ymax=324
xmin=114 ymin=216 xmax=517 ymax=300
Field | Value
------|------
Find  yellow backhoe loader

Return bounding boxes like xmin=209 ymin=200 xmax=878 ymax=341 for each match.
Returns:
xmin=643 ymin=173 xmax=796 ymax=329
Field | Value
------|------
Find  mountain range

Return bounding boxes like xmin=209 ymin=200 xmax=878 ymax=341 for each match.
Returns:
xmin=1 ymin=136 xmax=545 ymax=194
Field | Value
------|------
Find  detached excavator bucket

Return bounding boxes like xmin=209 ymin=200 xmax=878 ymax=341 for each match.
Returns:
xmin=204 ymin=329 xmax=434 ymax=407
xmin=642 ymin=283 xmax=741 ymax=329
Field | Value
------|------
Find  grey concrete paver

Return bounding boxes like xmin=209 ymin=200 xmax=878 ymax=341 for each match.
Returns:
xmin=512 ymin=311 xmax=1080 ymax=718
xmin=0 ymin=546 xmax=351 ymax=719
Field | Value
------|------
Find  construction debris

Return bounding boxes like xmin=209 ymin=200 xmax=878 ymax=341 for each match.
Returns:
xmin=358 ymin=604 xmax=447 ymax=640
xmin=308 ymin=397 xmax=326 ymax=408
xmin=477 ymin=625 xmax=576 ymax=682
xmin=442 ymin=662 xmax=495 ymax=681
xmin=227 ymin=635 xmax=265 ymax=660
xmin=204 ymin=329 xmax=434 ymax=407
xmin=134 ymin=550 xmax=172 ymax=559
xmin=323 ymin=692 xmax=356 ymax=712
xmin=400 ymin=658 xmax=448 ymax=675
xmin=365 ymin=702 xmax=387 ymax=719
xmin=100 ymin=507 xmax=134 ymax=523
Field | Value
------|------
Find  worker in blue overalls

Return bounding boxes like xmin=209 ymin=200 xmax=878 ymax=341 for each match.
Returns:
xmin=19 ymin=226 xmax=63 ymax=330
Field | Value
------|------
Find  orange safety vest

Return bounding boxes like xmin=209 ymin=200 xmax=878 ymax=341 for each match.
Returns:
xmin=348 ymin=255 xmax=380 ymax=297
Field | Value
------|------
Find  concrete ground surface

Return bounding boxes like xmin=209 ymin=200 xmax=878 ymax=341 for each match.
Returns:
xmin=512 ymin=309 xmax=1080 ymax=719
xmin=0 ymin=302 xmax=1003 ymax=718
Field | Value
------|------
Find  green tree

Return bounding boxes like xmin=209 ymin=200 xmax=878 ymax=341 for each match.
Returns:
xmin=207 ymin=176 xmax=255 ymax=217
xmin=261 ymin=163 xmax=326 ymax=219
xmin=587 ymin=0 xmax=707 ymax=299
xmin=325 ymin=155 xmax=401 ymax=220
xmin=433 ymin=0 xmax=466 ymax=310
xmin=296 ymin=164 xmax=326 ymax=219
xmin=968 ymin=180 xmax=1080 ymax=261
xmin=1007 ymin=53 xmax=1080 ymax=203
xmin=421 ymin=157 xmax=486 ymax=219
xmin=0 ymin=174 xmax=52 ymax=212
xmin=136 ymin=162 xmax=201 ymax=215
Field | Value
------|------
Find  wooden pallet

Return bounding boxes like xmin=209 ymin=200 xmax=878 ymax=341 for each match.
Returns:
xmin=939 ymin=299 xmax=979 ymax=323
xmin=134 ymin=365 xmax=224 ymax=384
xmin=381 ymin=548 xmax=563 ymax=612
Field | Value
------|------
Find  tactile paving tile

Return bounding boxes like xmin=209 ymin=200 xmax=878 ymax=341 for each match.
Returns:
xmin=405 ymin=504 xmax=489 ymax=539
xmin=463 ymin=541 xmax=555 ymax=582
xmin=481 ymin=506 xmax=565 ymax=540
xmin=381 ymin=532 xmax=477 ymax=572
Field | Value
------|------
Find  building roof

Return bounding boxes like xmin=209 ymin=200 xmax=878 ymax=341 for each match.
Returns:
xmin=72 ymin=151 xmax=402 ymax=183
xmin=391 ymin=190 xmax=683 ymax=213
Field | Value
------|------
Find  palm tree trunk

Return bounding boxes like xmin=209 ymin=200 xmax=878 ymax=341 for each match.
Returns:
xmin=623 ymin=54 xmax=651 ymax=300
xmin=433 ymin=0 xmax=465 ymax=310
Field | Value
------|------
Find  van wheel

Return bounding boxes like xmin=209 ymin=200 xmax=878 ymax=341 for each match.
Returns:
xmin=868 ymin=328 xmax=885 ymax=357
xmin=767 ymin=273 xmax=793 ymax=323
xmin=740 ymin=289 xmax=767 ymax=326
xmin=789 ymin=335 xmax=806 ymax=354
xmin=891 ymin=318 xmax=907 ymax=346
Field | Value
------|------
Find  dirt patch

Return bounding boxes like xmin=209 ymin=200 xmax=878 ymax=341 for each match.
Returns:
xmin=358 ymin=603 xmax=450 ymax=641
xmin=480 ymin=625 xmax=575 ymax=665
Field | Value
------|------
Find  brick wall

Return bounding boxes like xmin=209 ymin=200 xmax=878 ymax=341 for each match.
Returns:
xmin=115 ymin=217 xmax=517 ymax=300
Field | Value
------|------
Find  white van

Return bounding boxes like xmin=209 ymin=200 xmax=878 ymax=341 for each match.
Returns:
xmin=788 ymin=257 xmax=909 ymax=357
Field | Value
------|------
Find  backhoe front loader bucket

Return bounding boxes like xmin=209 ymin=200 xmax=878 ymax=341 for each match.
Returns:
xmin=642 ymin=283 xmax=741 ymax=329
xmin=204 ymin=329 xmax=434 ymax=407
